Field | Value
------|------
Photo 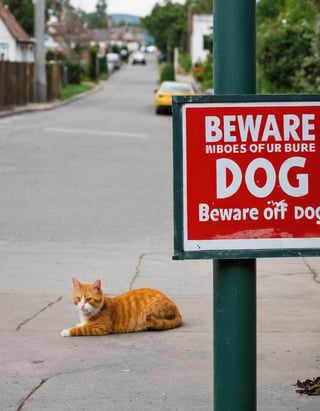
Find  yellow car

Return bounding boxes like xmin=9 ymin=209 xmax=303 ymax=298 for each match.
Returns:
xmin=155 ymin=81 xmax=195 ymax=114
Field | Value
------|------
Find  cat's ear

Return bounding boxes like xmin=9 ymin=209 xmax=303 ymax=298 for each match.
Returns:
xmin=93 ymin=279 xmax=102 ymax=292
xmin=72 ymin=277 xmax=81 ymax=289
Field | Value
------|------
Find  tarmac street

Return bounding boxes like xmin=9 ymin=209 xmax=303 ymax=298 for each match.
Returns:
xmin=0 ymin=54 xmax=320 ymax=410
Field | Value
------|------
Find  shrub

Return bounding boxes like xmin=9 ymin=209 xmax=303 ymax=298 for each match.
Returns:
xmin=99 ymin=56 xmax=107 ymax=77
xmin=179 ymin=53 xmax=191 ymax=73
xmin=46 ymin=50 xmax=55 ymax=62
xmin=257 ymin=21 xmax=313 ymax=93
xmin=46 ymin=50 xmax=67 ymax=62
xmin=160 ymin=63 xmax=175 ymax=82
xmin=64 ymin=61 xmax=85 ymax=85
xmin=88 ymin=46 xmax=99 ymax=81
xmin=201 ymin=54 xmax=213 ymax=91
xmin=192 ymin=54 xmax=213 ymax=91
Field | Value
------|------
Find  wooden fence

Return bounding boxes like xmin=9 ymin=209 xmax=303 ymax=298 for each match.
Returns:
xmin=46 ymin=63 xmax=61 ymax=102
xmin=0 ymin=61 xmax=61 ymax=110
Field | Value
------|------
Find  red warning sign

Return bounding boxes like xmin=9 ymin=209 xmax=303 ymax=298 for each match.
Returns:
xmin=182 ymin=101 xmax=320 ymax=252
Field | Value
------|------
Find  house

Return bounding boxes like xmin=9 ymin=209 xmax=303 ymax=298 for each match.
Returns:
xmin=44 ymin=12 xmax=148 ymax=62
xmin=90 ymin=28 xmax=109 ymax=56
xmin=46 ymin=17 xmax=91 ymax=65
xmin=106 ymin=26 xmax=144 ymax=52
xmin=45 ymin=15 xmax=67 ymax=54
xmin=190 ymin=14 xmax=213 ymax=65
xmin=0 ymin=3 xmax=34 ymax=61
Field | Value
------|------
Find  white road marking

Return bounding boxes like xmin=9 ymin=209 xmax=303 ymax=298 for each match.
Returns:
xmin=44 ymin=127 xmax=148 ymax=138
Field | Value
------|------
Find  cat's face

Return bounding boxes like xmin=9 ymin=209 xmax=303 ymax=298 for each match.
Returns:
xmin=72 ymin=278 xmax=104 ymax=315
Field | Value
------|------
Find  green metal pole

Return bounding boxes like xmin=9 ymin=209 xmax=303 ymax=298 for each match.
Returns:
xmin=214 ymin=260 xmax=256 ymax=410
xmin=213 ymin=1 xmax=256 ymax=410
xmin=214 ymin=0 xmax=256 ymax=95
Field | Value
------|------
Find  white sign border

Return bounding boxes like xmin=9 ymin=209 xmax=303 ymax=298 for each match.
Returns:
xmin=182 ymin=101 xmax=320 ymax=252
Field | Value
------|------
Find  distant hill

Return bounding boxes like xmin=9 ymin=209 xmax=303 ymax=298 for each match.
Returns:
xmin=108 ymin=13 xmax=155 ymax=45
xmin=108 ymin=14 xmax=141 ymax=27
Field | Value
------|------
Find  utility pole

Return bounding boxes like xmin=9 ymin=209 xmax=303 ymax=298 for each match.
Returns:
xmin=33 ymin=0 xmax=47 ymax=102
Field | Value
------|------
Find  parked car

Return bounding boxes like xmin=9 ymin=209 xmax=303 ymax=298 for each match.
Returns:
xmin=155 ymin=81 xmax=196 ymax=114
xmin=132 ymin=51 xmax=146 ymax=65
xmin=119 ymin=48 xmax=128 ymax=62
xmin=107 ymin=53 xmax=121 ymax=73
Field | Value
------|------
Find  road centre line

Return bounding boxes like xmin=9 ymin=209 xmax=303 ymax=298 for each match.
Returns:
xmin=45 ymin=127 xmax=148 ymax=138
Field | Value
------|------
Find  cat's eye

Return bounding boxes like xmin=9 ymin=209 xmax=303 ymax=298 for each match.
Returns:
xmin=75 ymin=297 xmax=81 ymax=302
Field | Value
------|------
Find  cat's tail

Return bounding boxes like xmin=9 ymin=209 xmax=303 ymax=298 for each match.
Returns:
xmin=147 ymin=308 xmax=182 ymax=330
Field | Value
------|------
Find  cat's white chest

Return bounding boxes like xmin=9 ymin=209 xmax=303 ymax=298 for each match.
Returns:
xmin=78 ymin=310 xmax=87 ymax=326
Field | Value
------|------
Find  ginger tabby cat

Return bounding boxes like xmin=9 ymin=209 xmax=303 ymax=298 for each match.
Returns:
xmin=61 ymin=277 xmax=182 ymax=336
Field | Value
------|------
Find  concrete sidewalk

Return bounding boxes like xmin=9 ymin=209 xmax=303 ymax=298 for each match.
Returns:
xmin=0 ymin=83 xmax=101 ymax=118
xmin=175 ymin=72 xmax=203 ymax=93
xmin=0 ymin=100 xmax=62 ymax=118
xmin=1 ymin=243 xmax=320 ymax=410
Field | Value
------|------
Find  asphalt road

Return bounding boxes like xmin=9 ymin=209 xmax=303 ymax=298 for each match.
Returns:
xmin=0 ymin=53 xmax=190 ymax=297
xmin=0 ymin=54 xmax=173 ymax=248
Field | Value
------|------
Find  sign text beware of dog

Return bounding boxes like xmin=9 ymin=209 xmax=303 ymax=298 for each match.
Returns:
xmin=172 ymin=96 xmax=320 ymax=259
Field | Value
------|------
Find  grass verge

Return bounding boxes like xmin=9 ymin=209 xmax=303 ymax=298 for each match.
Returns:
xmin=60 ymin=83 xmax=95 ymax=101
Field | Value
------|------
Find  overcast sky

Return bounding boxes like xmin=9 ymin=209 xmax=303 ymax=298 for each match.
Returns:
xmin=70 ymin=0 xmax=185 ymax=18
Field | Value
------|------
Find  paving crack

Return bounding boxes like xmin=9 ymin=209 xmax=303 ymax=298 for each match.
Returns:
xmin=16 ymin=296 xmax=63 ymax=331
xmin=129 ymin=252 xmax=146 ymax=290
xmin=17 ymin=361 xmax=119 ymax=410
xmin=17 ymin=378 xmax=48 ymax=411
xmin=303 ymin=258 xmax=320 ymax=284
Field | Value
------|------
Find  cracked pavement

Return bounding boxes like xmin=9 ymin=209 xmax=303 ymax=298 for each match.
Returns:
xmin=1 ymin=243 xmax=320 ymax=410
xmin=0 ymin=242 xmax=213 ymax=411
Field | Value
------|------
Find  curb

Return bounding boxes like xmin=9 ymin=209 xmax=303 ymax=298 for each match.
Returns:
xmin=0 ymin=83 xmax=102 ymax=118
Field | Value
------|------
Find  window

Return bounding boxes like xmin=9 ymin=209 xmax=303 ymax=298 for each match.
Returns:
xmin=0 ymin=42 xmax=8 ymax=60
xmin=203 ymin=34 xmax=212 ymax=51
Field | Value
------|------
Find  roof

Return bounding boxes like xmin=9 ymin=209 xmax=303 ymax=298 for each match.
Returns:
xmin=89 ymin=29 xmax=109 ymax=42
xmin=46 ymin=20 xmax=91 ymax=45
xmin=0 ymin=3 xmax=31 ymax=42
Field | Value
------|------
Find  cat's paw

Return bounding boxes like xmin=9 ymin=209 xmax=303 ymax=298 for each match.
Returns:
xmin=61 ymin=329 xmax=71 ymax=337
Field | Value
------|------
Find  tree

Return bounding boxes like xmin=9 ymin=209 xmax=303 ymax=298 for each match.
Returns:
xmin=257 ymin=0 xmax=320 ymax=93
xmin=3 ymin=0 xmax=72 ymax=36
xmin=256 ymin=0 xmax=285 ymax=25
xmin=3 ymin=0 xmax=34 ymax=35
xmin=193 ymin=0 xmax=213 ymax=14
xmin=257 ymin=21 xmax=313 ymax=92
xmin=47 ymin=0 xmax=72 ymax=17
xmin=96 ymin=0 xmax=107 ymax=19
xmin=87 ymin=0 xmax=108 ymax=29
xmin=142 ymin=1 xmax=188 ymax=60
